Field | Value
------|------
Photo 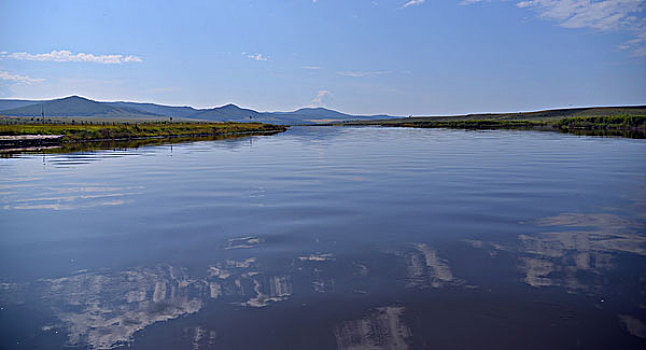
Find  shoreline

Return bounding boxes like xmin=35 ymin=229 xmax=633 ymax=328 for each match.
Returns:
xmin=0 ymin=122 xmax=288 ymax=149
xmin=326 ymin=115 xmax=646 ymax=138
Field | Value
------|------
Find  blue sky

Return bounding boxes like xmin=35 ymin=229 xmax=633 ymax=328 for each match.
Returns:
xmin=0 ymin=0 xmax=645 ymax=115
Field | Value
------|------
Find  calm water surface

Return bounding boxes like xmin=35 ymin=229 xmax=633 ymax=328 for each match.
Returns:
xmin=1 ymin=126 xmax=645 ymax=349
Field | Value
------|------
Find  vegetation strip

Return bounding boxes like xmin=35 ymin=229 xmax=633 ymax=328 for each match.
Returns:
xmin=0 ymin=122 xmax=288 ymax=147
xmin=336 ymin=115 xmax=646 ymax=136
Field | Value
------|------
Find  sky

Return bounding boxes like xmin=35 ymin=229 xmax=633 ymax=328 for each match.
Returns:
xmin=0 ymin=0 xmax=645 ymax=115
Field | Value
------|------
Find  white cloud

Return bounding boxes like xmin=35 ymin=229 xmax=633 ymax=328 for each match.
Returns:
xmin=515 ymin=0 xmax=644 ymax=31
xmin=337 ymin=70 xmax=386 ymax=77
xmin=311 ymin=90 xmax=331 ymax=105
xmin=301 ymin=66 xmax=322 ymax=70
xmin=0 ymin=50 xmax=143 ymax=64
xmin=246 ymin=53 xmax=268 ymax=61
xmin=403 ymin=0 xmax=425 ymax=8
xmin=517 ymin=0 xmax=646 ymax=56
xmin=0 ymin=71 xmax=44 ymax=84
xmin=618 ymin=16 xmax=646 ymax=55
xmin=462 ymin=0 xmax=646 ymax=56
xmin=123 ymin=55 xmax=143 ymax=63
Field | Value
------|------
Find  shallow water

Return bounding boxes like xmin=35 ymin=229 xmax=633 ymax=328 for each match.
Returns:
xmin=1 ymin=126 xmax=645 ymax=349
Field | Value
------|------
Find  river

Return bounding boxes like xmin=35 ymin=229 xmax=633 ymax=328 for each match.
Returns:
xmin=1 ymin=126 xmax=645 ymax=349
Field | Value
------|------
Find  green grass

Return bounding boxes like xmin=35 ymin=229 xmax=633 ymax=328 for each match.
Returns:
xmin=0 ymin=135 xmax=256 ymax=156
xmin=378 ymin=115 xmax=645 ymax=129
xmin=337 ymin=114 xmax=646 ymax=138
xmin=556 ymin=115 xmax=646 ymax=129
xmin=380 ymin=119 xmax=545 ymax=129
xmin=0 ymin=122 xmax=288 ymax=142
xmin=0 ymin=115 xmax=200 ymax=124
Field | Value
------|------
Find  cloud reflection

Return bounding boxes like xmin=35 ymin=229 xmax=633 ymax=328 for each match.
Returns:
xmin=403 ymin=244 xmax=460 ymax=289
xmin=2 ymin=185 xmax=143 ymax=210
xmin=335 ymin=306 xmax=411 ymax=350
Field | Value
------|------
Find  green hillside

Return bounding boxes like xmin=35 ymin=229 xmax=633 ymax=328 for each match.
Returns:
xmin=339 ymin=106 xmax=646 ymax=125
xmin=0 ymin=96 xmax=401 ymax=124
xmin=0 ymin=96 xmax=163 ymax=119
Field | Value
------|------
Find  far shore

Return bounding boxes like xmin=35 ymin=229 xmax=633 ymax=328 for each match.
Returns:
xmin=326 ymin=115 xmax=646 ymax=138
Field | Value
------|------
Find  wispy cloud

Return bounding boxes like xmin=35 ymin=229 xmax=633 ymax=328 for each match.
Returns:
xmin=337 ymin=70 xmax=386 ymax=77
xmin=618 ymin=17 xmax=646 ymax=56
xmin=516 ymin=0 xmax=644 ymax=30
xmin=463 ymin=1 xmax=646 ymax=56
xmin=301 ymin=65 xmax=322 ymax=70
xmin=0 ymin=50 xmax=143 ymax=64
xmin=518 ymin=0 xmax=646 ymax=56
xmin=0 ymin=71 xmax=44 ymax=84
xmin=312 ymin=90 xmax=331 ymax=105
xmin=246 ymin=53 xmax=268 ymax=61
xmin=403 ymin=0 xmax=425 ymax=8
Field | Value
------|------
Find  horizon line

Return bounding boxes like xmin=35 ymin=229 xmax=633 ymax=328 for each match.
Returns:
xmin=1 ymin=94 xmax=645 ymax=118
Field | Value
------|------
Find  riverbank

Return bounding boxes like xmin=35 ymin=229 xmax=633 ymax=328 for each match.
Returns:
xmin=334 ymin=115 xmax=646 ymax=138
xmin=0 ymin=122 xmax=288 ymax=148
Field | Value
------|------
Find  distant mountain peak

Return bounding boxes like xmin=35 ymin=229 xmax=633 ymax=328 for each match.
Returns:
xmin=62 ymin=95 xmax=87 ymax=100
xmin=0 ymin=96 xmax=400 ymax=124
xmin=57 ymin=95 xmax=95 ymax=103
xmin=295 ymin=107 xmax=333 ymax=112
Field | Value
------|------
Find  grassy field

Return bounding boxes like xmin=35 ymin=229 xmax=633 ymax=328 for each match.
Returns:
xmin=0 ymin=115 xmax=202 ymax=125
xmin=556 ymin=115 xmax=646 ymax=129
xmin=393 ymin=106 xmax=646 ymax=122
xmin=0 ymin=134 xmax=264 ymax=156
xmin=370 ymin=115 xmax=645 ymax=129
xmin=0 ymin=122 xmax=288 ymax=142
xmin=334 ymin=106 xmax=646 ymax=137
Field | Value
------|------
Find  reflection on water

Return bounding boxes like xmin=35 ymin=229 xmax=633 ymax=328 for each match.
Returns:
xmin=12 ymin=214 xmax=643 ymax=348
xmin=533 ymin=213 xmax=637 ymax=229
xmin=335 ymin=306 xmax=411 ymax=350
xmin=466 ymin=212 xmax=646 ymax=293
xmin=402 ymin=244 xmax=460 ymax=289
xmin=620 ymin=315 xmax=646 ymax=339
xmin=14 ymin=239 xmax=459 ymax=348
xmin=560 ymin=128 xmax=646 ymax=139
xmin=2 ymin=185 xmax=143 ymax=210
xmin=1 ymin=127 xmax=645 ymax=349
xmin=41 ymin=265 xmax=203 ymax=349
xmin=31 ymin=241 xmax=293 ymax=347
xmin=0 ymin=134 xmax=274 ymax=158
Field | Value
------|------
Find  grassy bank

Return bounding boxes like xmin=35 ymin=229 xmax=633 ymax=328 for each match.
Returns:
xmin=0 ymin=134 xmax=267 ymax=157
xmin=556 ymin=115 xmax=645 ymax=130
xmin=337 ymin=114 xmax=646 ymax=137
xmin=375 ymin=115 xmax=646 ymax=129
xmin=0 ymin=122 xmax=288 ymax=142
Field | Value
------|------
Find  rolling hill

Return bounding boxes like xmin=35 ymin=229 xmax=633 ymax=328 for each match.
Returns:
xmin=105 ymin=101 xmax=200 ymax=119
xmin=0 ymin=99 xmax=42 ymax=111
xmin=0 ymin=96 xmax=401 ymax=124
xmin=193 ymin=104 xmax=264 ymax=122
xmin=0 ymin=96 xmax=163 ymax=119
xmin=268 ymin=107 xmax=393 ymax=124
xmin=339 ymin=106 xmax=646 ymax=125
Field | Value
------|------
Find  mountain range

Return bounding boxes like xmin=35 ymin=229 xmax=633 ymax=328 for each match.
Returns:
xmin=0 ymin=96 xmax=398 ymax=125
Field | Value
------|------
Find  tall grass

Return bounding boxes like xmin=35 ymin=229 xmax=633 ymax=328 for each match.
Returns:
xmin=0 ymin=122 xmax=287 ymax=141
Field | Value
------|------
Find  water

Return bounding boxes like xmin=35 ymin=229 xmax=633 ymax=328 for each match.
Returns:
xmin=1 ymin=126 xmax=645 ymax=349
